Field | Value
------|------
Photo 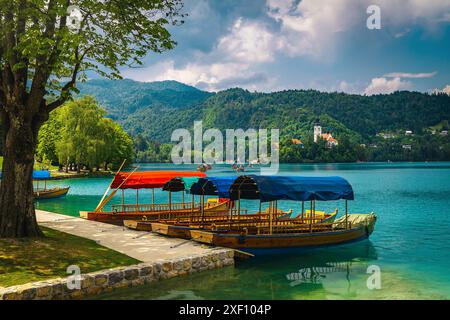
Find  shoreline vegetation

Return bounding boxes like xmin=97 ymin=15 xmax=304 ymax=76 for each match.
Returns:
xmin=0 ymin=81 xmax=446 ymax=174
xmin=0 ymin=156 xmax=114 ymax=180
xmin=0 ymin=227 xmax=139 ymax=288
xmin=34 ymin=96 xmax=134 ymax=175
xmin=0 ymin=85 xmax=448 ymax=177
xmin=77 ymin=79 xmax=450 ymax=164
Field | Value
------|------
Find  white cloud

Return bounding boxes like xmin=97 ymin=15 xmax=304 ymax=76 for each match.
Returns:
xmin=364 ymin=77 xmax=413 ymax=95
xmin=265 ymin=0 xmax=450 ymax=58
xmin=217 ymin=18 xmax=279 ymax=63
xmin=124 ymin=18 xmax=278 ymax=92
xmin=432 ymin=85 xmax=450 ymax=95
xmin=125 ymin=0 xmax=450 ymax=92
xmin=267 ymin=0 xmax=365 ymax=58
xmin=383 ymin=0 xmax=450 ymax=25
xmin=363 ymin=70 xmax=437 ymax=95
xmin=383 ymin=71 xmax=437 ymax=79
xmin=337 ymin=81 xmax=364 ymax=94
xmin=127 ymin=60 xmax=252 ymax=91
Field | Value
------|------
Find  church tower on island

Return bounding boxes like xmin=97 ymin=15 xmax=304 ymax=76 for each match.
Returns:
xmin=313 ymin=118 xmax=339 ymax=148
xmin=313 ymin=119 xmax=322 ymax=143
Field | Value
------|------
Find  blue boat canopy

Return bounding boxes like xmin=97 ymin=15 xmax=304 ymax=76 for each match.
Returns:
xmin=0 ymin=170 xmax=51 ymax=180
xmin=190 ymin=176 xmax=237 ymax=198
xmin=229 ymin=175 xmax=354 ymax=202
xmin=33 ymin=170 xmax=51 ymax=180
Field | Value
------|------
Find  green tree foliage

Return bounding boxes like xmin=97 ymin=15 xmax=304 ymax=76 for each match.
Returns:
xmin=77 ymin=79 xmax=212 ymax=120
xmin=78 ymin=82 xmax=449 ymax=142
xmin=37 ymin=97 xmax=133 ymax=170
xmin=133 ymin=134 xmax=172 ymax=163
xmin=0 ymin=0 xmax=184 ymax=237
xmin=367 ymin=134 xmax=450 ymax=162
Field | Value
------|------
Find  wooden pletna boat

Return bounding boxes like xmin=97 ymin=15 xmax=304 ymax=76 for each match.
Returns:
xmin=139 ymin=176 xmax=293 ymax=238
xmin=34 ymin=186 xmax=70 ymax=199
xmin=134 ymin=176 xmax=336 ymax=239
xmin=188 ymin=175 xmax=376 ymax=253
xmin=79 ymin=167 xmax=230 ymax=225
xmin=33 ymin=170 xmax=70 ymax=200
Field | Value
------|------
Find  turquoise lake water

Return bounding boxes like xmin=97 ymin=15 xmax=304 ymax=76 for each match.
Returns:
xmin=36 ymin=163 xmax=450 ymax=299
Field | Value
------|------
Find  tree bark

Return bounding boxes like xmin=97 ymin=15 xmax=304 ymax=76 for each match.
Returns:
xmin=0 ymin=109 xmax=43 ymax=237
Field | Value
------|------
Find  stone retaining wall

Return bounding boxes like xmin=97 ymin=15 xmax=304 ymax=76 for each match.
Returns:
xmin=0 ymin=249 xmax=234 ymax=300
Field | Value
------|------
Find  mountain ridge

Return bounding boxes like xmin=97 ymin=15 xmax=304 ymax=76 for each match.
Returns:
xmin=75 ymin=79 xmax=450 ymax=144
xmin=76 ymin=79 xmax=213 ymax=120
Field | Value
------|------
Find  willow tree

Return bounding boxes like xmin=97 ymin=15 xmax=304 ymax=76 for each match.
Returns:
xmin=0 ymin=0 xmax=184 ymax=237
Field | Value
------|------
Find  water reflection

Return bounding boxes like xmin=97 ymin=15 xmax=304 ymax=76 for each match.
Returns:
xmin=154 ymin=290 xmax=205 ymax=300
xmin=96 ymin=241 xmax=379 ymax=300
xmin=286 ymin=262 xmax=352 ymax=286
xmin=37 ymin=163 xmax=450 ymax=299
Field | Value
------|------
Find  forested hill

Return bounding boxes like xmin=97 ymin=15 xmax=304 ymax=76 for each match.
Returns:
xmin=76 ymin=79 xmax=213 ymax=120
xmin=76 ymin=79 xmax=450 ymax=144
xmin=201 ymin=88 xmax=450 ymax=138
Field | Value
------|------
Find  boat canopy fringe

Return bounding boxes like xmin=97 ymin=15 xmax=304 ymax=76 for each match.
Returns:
xmin=190 ymin=176 xmax=237 ymax=197
xmin=229 ymin=175 xmax=354 ymax=202
xmin=111 ymin=171 xmax=206 ymax=189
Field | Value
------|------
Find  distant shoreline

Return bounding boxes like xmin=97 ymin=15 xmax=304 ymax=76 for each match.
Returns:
xmin=41 ymin=160 xmax=450 ymax=180
xmin=133 ymin=160 xmax=450 ymax=164
xmin=47 ymin=170 xmax=114 ymax=180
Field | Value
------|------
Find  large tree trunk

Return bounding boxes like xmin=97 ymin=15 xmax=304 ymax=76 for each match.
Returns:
xmin=0 ymin=110 xmax=43 ymax=238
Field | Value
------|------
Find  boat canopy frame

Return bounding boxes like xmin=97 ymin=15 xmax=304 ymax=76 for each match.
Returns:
xmin=95 ymin=169 xmax=205 ymax=212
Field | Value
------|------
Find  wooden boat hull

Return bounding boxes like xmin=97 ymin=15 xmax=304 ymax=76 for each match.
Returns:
xmin=190 ymin=227 xmax=367 ymax=249
xmin=34 ymin=187 xmax=70 ymax=200
xmin=80 ymin=200 xmax=230 ymax=225
xmin=150 ymin=222 xmax=195 ymax=238
xmin=123 ymin=209 xmax=297 ymax=237
xmin=124 ymin=220 xmax=198 ymax=239
xmin=123 ymin=220 xmax=153 ymax=231
xmin=190 ymin=214 xmax=376 ymax=253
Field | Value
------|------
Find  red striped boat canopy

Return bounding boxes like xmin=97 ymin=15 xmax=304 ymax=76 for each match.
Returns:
xmin=111 ymin=171 xmax=206 ymax=189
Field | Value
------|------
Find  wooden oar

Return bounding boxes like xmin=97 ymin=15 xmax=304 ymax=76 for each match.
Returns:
xmin=95 ymin=159 xmax=127 ymax=212
xmin=95 ymin=164 xmax=139 ymax=212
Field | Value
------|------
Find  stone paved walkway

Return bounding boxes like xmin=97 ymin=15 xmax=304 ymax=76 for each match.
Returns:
xmin=36 ymin=210 xmax=230 ymax=263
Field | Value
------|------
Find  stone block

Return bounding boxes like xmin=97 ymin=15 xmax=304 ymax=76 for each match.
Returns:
xmin=124 ymin=268 xmax=139 ymax=281
xmin=107 ymin=271 xmax=124 ymax=285
xmin=183 ymin=258 xmax=192 ymax=271
xmin=94 ymin=274 xmax=108 ymax=286
xmin=162 ymin=261 xmax=173 ymax=273
xmin=36 ymin=284 xmax=52 ymax=298
xmin=80 ymin=275 xmax=95 ymax=289
xmin=173 ymin=259 xmax=184 ymax=271
xmin=139 ymin=265 xmax=153 ymax=277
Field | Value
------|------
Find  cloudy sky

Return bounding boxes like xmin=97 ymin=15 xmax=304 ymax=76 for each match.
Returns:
xmin=122 ymin=0 xmax=450 ymax=95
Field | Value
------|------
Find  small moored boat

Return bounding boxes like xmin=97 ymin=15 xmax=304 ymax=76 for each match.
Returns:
xmin=188 ymin=175 xmax=376 ymax=253
xmin=33 ymin=170 xmax=69 ymax=200
xmin=34 ymin=187 xmax=70 ymax=199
